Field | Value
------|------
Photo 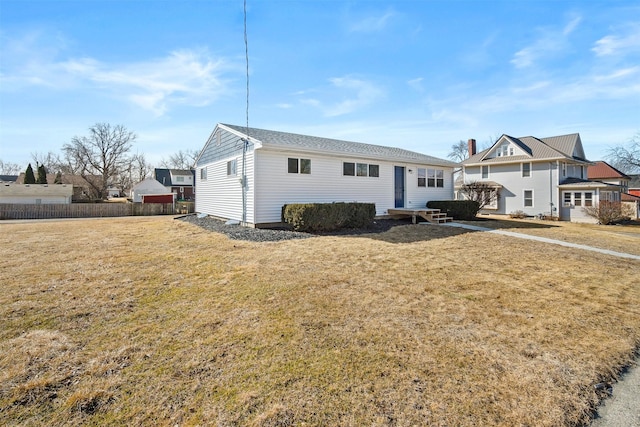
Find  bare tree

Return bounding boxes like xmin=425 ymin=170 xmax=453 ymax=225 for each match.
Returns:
xmin=115 ymin=152 xmax=154 ymax=194
xmin=607 ymin=132 xmax=640 ymax=174
xmin=459 ymin=181 xmax=500 ymax=210
xmin=0 ymin=159 xmax=22 ymax=175
xmin=583 ymin=201 xmax=630 ymax=225
xmin=160 ymin=149 xmax=199 ymax=170
xmin=31 ymin=151 xmax=63 ymax=173
xmin=63 ymin=123 xmax=136 ymax=199
xmin=447 ymin=140 xmax=469 ymax=163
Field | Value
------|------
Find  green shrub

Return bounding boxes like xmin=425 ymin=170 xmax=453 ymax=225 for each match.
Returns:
xmin=426 ymin=200 xmax=480 ymax=220
xmin=282 ymin=202 xmax=375 ymax=232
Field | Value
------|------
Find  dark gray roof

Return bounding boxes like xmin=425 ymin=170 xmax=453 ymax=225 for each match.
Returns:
xmin=222 ymin=124 xmax=457 ymax=167
xmin=463 ymin=133 xmax=589 ymax=165
xmin=0 ymin=175 xmax=18 ymax=182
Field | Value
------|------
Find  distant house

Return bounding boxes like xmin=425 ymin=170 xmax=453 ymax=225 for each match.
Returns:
xmin=194 ymin=123 xmax=457 ymax=227
xmin=154 ymin=168 xmax=195 ymax=201
xmin=459 ymin=133 xmax=625 ymax=222
xmin=130 ymin=178 xmax=175 ymax=203
xmin=628 ymin=174 xmax=640 ymax=198
xmin=0 ymin=175 xmax=18 ymax=183
xmin=15 ymin=173 xmax=102 ymax=201
xmin=0 ymin=183 xmax=73 ymax=204
xmin=587 ymin=161 xmax=630 ymax=193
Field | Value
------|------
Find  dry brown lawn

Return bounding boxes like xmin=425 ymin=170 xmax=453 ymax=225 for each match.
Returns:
xmin=1 ymin=215 xmax=639 ymax=426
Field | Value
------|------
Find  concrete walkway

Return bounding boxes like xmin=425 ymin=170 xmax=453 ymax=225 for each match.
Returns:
xmin=442 ymin=222 xmax=640 ymax=260
xmin=436 ymin=222 xmax=640 ymax=426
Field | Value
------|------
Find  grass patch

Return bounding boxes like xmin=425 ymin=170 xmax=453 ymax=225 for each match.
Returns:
xmin=1 ymin=216 xmax=639 ymax=426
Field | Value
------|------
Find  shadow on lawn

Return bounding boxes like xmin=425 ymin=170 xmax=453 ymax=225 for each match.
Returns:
xmin=325 ymin=216 xmax=561 ymax=244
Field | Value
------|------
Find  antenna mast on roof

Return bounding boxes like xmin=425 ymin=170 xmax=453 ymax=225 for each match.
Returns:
xmin=241 ymin=0 xmax=249 ymax=225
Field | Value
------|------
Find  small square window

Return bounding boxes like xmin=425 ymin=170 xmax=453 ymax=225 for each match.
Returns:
xmin=343 ymin=162 xmax=355 ymax=176
xmin=369 ymin=164 xmax=379 ymax=177
xmin=574 ymin=192 xmax=582 ymax=206
xmin=584 ymin=192 xmax=593 ymax=207
xmin=288 ymin=158 xmax=299 ymax=174
xmin=357 ymin=163 xmax=368 ymax=176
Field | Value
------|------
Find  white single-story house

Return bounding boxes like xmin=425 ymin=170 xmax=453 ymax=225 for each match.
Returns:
xmin=130 ymin=178 xmax=175 ymax=203
xmin=0 ymin=183 xmax=73 ymax=204
xmin=194 ymin=124 xmax=457 ymax=227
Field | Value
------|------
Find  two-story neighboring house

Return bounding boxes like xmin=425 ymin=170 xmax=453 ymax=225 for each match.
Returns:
xmin=459 ymin=133 xmax=624 ymax=222
xmin=154 ymin=168 xmax=195 ymax=201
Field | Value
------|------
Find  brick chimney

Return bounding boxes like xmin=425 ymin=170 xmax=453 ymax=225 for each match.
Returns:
xmin=468 ymin=138 xmax=476 ymax=157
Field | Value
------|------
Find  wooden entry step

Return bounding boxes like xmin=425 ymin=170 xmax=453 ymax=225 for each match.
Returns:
xmin=387 ymin=208 xmax=453 ymax=224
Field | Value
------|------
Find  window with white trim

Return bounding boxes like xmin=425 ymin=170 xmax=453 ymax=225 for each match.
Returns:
xmin=200 ymin=168 xmax=207 ymax=180
xmin=427 ymin=169 xmax=444 ymax=187
xmin=227 ymin=159 xmax=237 ymax=176
xmin=417 ymin=168 xmax=426 ymax=187
xmin=176 ymin=176 xmax=185 ymax=182
xmin=524 ymin=190 xmax=533 ymax=207
xmin=563 ymin=192 xmax=571 ymax=207
xmin=481 ymin=165 xmax=489 ymax=179
xmin=343 ymin=161 xmax=378 ymax=178
xmin=574 ymin=192 xmax=582 ymax=206
xmin=288 ymin=158 xmax=310 ymax=174
xmin=522 ymin=162 xmax=531 ymax=177
xmin=584 ymin=192 xmax=593 ymax=206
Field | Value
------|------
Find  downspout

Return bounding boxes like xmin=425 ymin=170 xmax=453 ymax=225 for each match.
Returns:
xmin=549 ymin=162 xmax=554 ymax=218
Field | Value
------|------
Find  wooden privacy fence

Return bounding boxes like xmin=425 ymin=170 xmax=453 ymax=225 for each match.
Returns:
xmin=0 ymin=203 xmax=176 ymax=220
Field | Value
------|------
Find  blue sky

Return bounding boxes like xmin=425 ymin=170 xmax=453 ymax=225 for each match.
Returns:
xmin=1 ymin=0 xmax=639 ymax=169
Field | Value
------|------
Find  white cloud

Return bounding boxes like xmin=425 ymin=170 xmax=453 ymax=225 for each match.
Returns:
xmin=592 ymin=24 xmax=640 ymax=56
xmin=407 ymin=77 xmax=424 ymax=92
xmin=0 ymin=32 xmax=235 ymax=116
xmin=324 ymin=77 xmax=384 ymax=117
xmin=510 ymin=14 xmax=582 ymax=69
xmin=348 ymin=9 xmax=396 ymax=33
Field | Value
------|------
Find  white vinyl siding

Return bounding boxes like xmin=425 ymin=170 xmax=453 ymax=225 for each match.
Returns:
xmin=254 ymin=150 xmax=453 ymax=224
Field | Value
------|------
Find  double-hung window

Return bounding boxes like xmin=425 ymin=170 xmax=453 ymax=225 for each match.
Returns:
xmin=417 ymin=168 xmax=426 ymax=187
xmin=522 ymin=162 xmax=531 ymax=177
xmin=524 ymin=190 xmax=533 ymax=207
xmin=481 ymin=165 xmax=489 ymax=179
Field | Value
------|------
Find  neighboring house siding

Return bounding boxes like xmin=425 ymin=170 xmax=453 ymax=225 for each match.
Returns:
xmin=465 ymin=161 xmax=560 ymax=216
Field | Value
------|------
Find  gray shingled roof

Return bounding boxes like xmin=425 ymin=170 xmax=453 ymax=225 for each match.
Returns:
xmin=222 ymin=124 xmax=457 ymax=167
xmin=463 ymin=133 xmax=589 ymax=165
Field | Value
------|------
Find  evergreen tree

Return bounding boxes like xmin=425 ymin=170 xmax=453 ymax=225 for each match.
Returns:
xmin=54 ymin=171 xmax=63 ymax=184
xmin=24 ymin=163 xmax=36 ymax=184
xmin=36 ymin=164 xmax=48 ymax=184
